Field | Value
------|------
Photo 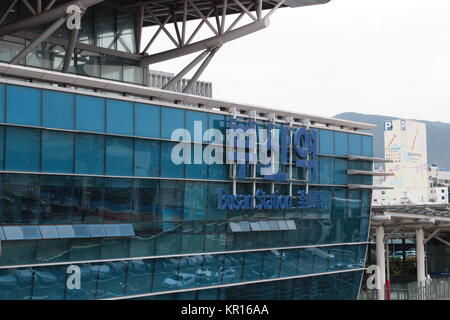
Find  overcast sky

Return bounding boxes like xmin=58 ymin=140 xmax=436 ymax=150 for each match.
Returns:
xmin=145 ymin=0 xmax=450 ymax=123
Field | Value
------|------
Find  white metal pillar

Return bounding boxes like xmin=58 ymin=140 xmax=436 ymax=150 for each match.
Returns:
xmin=376 ymin=225 xmax=386 ymax=300
xmin=416 ymin=228 xmax=426 ymax=286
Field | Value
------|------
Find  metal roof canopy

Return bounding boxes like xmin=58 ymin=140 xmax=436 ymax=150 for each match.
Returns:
xmin=0 ymin=0 xmax=333 ymax=93
xmin=370 ymin=204 xmax=450 ymax=245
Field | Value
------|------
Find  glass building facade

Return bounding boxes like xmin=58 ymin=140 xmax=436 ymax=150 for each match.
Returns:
xmin=0 ymin=79 xmax=374 ymax=300
xmin=0 ymin=1 xmax=145 ymax=85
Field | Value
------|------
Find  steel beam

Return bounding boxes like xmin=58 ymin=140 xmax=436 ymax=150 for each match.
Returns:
xmin=45 ymin=0 xmax=58 ymax=11
xmin=416 ymin=228 xmax=426 ymax=286
xmin=10 ymin=16 xmax=66 ymax=64
xmin=232 ymin=0 xmax=257 ymax=22
xmin=142 ymin=15 xmax=172 ymax=54
xmin=376 ymin=225 xmax=386 ymax=300
xmin=188 ymin=0 xmax=218 ymax=36
xmin=21 ymin=0 xmax=36 ymax=15
xmin=0 ymin=0 xmax=104 ymax=37
xmin=162 ymin=49 xmax=210 ymax=90
xmin=0 ymin=0 xmax=19 ymax=25
xmin=140 ymin=17 xmax=269 ymax=66
xmin=434 ymin=236 xmax=450 ymax=246
xmin=424 ymin=228 xmax=441 ymax=244
xmin=182 ymin=47 xmax=219 ymax=93
xmin=62 ymin=26 xmax=80 ymax=72
xmin=136 ymin=5 xmax=144 ymax=53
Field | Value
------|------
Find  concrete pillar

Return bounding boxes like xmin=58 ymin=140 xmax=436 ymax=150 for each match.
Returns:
xmin=376 ymin=225 xmax=386 ymax=300
xmin=416 ymin=228 xmax=426 ymax=286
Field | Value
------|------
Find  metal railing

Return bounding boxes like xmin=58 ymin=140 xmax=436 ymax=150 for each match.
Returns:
xmin=359 ymin=277 xmax=450 ymax=300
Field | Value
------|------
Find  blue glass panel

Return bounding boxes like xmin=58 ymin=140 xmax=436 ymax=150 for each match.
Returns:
xmin=21 ymin=226 xmax=42 ymax=239
xmin=56 ymin=225 xmax=75 ymax=238
xmin=184 ymin=182 xmax=206 ymax=220
xmin=152 ymin=258 xmax=180 ymax=292
xmin=6 ymin=85 xmax=40 ymax=126
xmin=208 ymin=162 xmax=228 ymax=180
xmin=161 ymin=142 xmax=184 ymax=178
xmin=349 ymin=134 xmax=362 ymax=156
xmin=262 ymin=250 xmax=282 ymax=279
xmin=106 ymin=136 xmax=133 ymax=176
xmin=95 ymin=261 xmax=126 ymax=299
xmin=118 ymin=224 xmax=135 ymax=236
xmin=72 ymin=224 xmax=91 ymax=238
xmin=106 ymin=99 xmax=133 ymax=135
xmin=39 ymin=225 xmax=59 ymax=239
xmin=89 ymin=224 xmax=106 ymax=237
xmin=161 ymin=107 xmax=184 ymax=140
xmin=199 ymin=254 xmax=225 ymax=287
xmin=75 ymin=134 xmax=105 ymax=175
xmin=186 ymin=146 xmax=208 ymax=179
xmin=186 ymin=110 xmax=208 ymax=141
xmin=104 ymin=179 xmax=133 ymax=222
xmin=334 ymin=132 xmax=348 ymax=156
xmin=242 ymin=252 xmax=263 ymax=281
xmin=222 ymin=254 xmax=244 ymax=284
xmin=75 ymin=95 xmax=105 ymax=132
xmin=125 ymin=259 xmax=153 ymax=295
xmin=42 ymin=90 xmax=74 ymax=129
xmin=319 ymin=157 xmax=334 ymax=184
xmin=362 ymin=135 xmax=373 ymax=157
xmin=334 ymin=159 xmax=348 ymax=185
xmin=0 ymin=228 xmax=5 ymax=240
xmin=6 ymin=127 xmax=40 ymax=171
xmin=208 ymin=113 xmax=226 ymax=135
xmin=178 ymin=256 xmax=202 ymax=289
xmin=312 ymin=247 xmax=330 ymax=273
xmin=104 ymin=224 xmax=121 ymax=237
xmin=3 ymin=269 xmax=33 ymax=300
xmin=32 ymin=266 xmax=66 ymax=300
xmin=0 ymin=127 xmax=4 ymax=170
xmin=3 ymin=226 xmax=24 ymax=240
xmin=135 ymin=139 xmax=160 ymax=177
xmin=135 ymin=103 xmax=160 ymax=138
xmin=348 ymin=190 xmax=361 ymax=218
xmin=42 ymin=131 xmax=74 ymax=173
xmin=298 ymin=249 xmax=314 ymax=275
xmin=280 ymin=249 xmax=299 ymax=277
xmin=319 ymin=129 xmax=334 ymax=155
xmin=0 ymin=84 xmax=4 ymax=122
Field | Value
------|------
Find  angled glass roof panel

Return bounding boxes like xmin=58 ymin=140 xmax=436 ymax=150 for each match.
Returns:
xmin=3 ymin=226 xmax=24 ymax=240
xmin=104 ymin=224 xmax=121 ymax=237
xmin=238 ymin=221 xmax=251 ymax=232
xmin=278 ymin=220 xmax=288 ymax=230
xmin=258 ymin=221 xmax=270 ymax=231
xmin=39 ymin=225 xmax=59 ymax=239
xmin=118 ymin=224 xmax=135 ymax=237
xmin=21 ymin=226 xmax=42 ymax=239
xmin=229 ymin=222 xmax=242 ymax=232
xmin=268 ymin=220 xmax=280 ymax=231
xmin=249 ymin=221 xmax=261 ymax=231
xmin=89 ymin=224 xmax=106 ymax=238
xmin=56 ymin=225 xmax=75 ymax=238
xmin=72 ymin=225 xmax=91 ymax=238
xmin=286 ymin=220 xmax=297 ymax=230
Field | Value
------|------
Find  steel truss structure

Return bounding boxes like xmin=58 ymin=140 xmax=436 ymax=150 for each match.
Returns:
xmin=0 ymin=0 xmax=330 ymax=91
